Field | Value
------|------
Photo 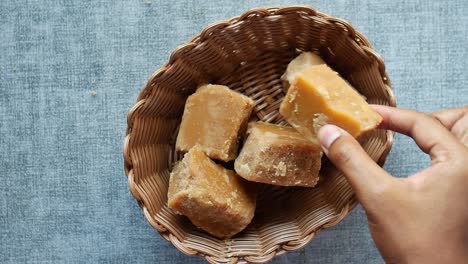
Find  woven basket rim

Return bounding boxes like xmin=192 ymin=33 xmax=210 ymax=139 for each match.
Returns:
xmin=124 ymin=5 xmax=396 ymax=263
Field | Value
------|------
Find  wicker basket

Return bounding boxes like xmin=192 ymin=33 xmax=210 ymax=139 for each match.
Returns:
xmin=124 ymin=6 xmax=395 ymax=263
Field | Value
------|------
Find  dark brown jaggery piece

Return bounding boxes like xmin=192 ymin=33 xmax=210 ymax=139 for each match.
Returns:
xmin=234 ymin=122 xmax=322 ymax=187
xmin=168 ymin=146 xmax=256 ymax=238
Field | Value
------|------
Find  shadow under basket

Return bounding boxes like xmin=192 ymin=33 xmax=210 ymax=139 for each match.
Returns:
xmin=124 ymin=6 xmax=396 ymax=264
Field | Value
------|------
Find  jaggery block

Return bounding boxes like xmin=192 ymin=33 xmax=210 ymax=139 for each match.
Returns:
xmin=281 ymin=52 xmax=325 ymax=91
xmin=280 ymin=64 xmax=382 ymax=143
xmin=168 ymin=146 xmax=256 ymax=239
xmin=175 ymin=84 xmax=255 ymax=162
xmin=234 ymin=122 xmax=322 ymax=187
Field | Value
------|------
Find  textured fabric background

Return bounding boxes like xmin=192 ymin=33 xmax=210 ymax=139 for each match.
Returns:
xmin=0 ymin=0 xmax=467 ymax=263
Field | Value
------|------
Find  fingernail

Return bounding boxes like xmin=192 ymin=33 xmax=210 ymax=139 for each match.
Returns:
xmin=318 ymin=125 xmax=342 ymax=151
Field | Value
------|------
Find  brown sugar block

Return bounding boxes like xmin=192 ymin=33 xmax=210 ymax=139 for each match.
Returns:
xmin=280 ymin=64 xmax=382 ymax=143
xmin=176 ymin=84 xmax=255 ymax=161
xmin=234 ymin=122 xmax=322 ymax=187
xmin=168 ymin=146 xmax=256 ymax=239
xmin=281 ymin=52 xmax=325 ymax=91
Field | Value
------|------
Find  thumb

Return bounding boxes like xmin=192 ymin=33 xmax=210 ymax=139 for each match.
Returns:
xmin=318 ymin=125 xmax=394 ymax=204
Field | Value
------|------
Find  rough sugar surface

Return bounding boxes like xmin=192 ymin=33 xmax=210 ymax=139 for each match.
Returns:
xmin=234 ymin=122 xmax=322 ymax=187
xmin=168 ymin=146 xmax=256 ymax=238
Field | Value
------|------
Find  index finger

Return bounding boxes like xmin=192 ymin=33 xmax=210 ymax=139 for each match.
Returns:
xmin=370 ymin=105 xmax=460 ymax=159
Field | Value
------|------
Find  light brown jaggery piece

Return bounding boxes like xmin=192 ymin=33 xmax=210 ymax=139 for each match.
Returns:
xmin=281 ymin=52 xmax=325 ymax=91
xmin=280 ymin=64 xmax=382 ymax=143
xmin=168 ymin=146 xmax=256 ymax=239
xmin=175 ymin=84 xmax=255 ymax=161
xmin=234 ymin=122 xmax=322 ymax=187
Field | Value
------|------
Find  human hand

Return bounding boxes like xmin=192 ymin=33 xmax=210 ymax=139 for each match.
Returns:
xmin=432 ymin=107 xmax=468 ymax=147
xmin=318 ymin=106 xmax=468 ymax=264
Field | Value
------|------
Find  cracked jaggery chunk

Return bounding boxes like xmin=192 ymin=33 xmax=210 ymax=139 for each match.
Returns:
xmin=234 ymin=122 xmax=322 ymax=187
xmin=280 ymin=65 xmax=382 ymax=143
xmin=281 ymin=52 xmax=325 ymax=91
xmin=176 ymin=84 xmax=255 ymax=161
xmin=168 ymin=146 xmax=256 ymax=239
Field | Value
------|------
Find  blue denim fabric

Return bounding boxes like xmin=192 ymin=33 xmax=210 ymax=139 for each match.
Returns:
xmin=0 ymin=0 xmax=466 ymax=263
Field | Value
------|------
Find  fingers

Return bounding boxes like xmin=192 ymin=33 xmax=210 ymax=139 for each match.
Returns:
xmin=432 ymin=107 xmax=468 ymax=130
xmin=451 ymin=113 xmax=468 ymax=147
xmin=432 ymin=107 xmax=468 ymax=147
xmin=318 ymin=125 xmax=394 ymax=205
xmin=371 ymin=105 xmax=460 ymax=159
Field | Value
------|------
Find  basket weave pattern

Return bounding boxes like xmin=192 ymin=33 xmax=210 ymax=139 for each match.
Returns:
xmin=124 ymin=6 xmax=395 ymax=263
